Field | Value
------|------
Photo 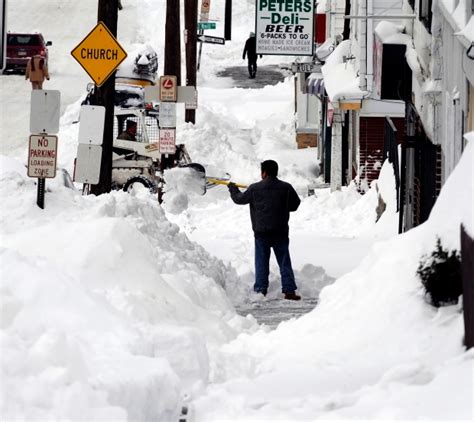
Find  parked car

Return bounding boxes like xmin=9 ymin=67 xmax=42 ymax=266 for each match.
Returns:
xmin=5 ymin=32 xmax=51 ymax=72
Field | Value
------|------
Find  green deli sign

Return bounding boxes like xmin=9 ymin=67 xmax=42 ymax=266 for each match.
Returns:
xmin=256 ymin=0 xmax=314 ymax=56
xmin=198 ymin=22 xmax=216 ymax=30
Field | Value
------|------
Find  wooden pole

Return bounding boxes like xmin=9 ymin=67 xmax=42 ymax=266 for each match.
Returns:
xmin=162 ymin=0 xmax=181 ymax=174
xmin=224 ymin=0 xmax=232 ymax=41
xmin=91 ymin=0 xmax=118 ymax=195
xmin=185 ymin=0 xmax=198 ymax=124
xmin=164 ymin=0 xmax=181 ymax=85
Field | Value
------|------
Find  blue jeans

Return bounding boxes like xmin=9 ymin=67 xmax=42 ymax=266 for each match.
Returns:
xmin=254 ymin=236 xmax=297 ymax=294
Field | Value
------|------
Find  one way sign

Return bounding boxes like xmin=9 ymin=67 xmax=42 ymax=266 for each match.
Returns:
xmin=197 ymin=34 xmax=225 ymax=45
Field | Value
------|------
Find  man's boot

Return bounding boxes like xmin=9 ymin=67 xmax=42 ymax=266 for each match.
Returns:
xmin=283 ymin=292 xmax=301 ymax=301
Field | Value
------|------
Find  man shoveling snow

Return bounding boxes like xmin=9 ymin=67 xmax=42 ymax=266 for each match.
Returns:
xmin=227 ymin=160 xmax=302 ymax=300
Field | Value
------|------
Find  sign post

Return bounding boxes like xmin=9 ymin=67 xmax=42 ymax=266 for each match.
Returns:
xmin=28 ymin=90 xmax=61 ymax=209
xmin=71 ymin=16 xmax=125 ymax=194
xmin=197 ymin=0 xmax=211 ymax=71
xmin=255 ymin=0 xmax=314 ymax=56
xmin=27 ymin=134 xmax=58 ymax=209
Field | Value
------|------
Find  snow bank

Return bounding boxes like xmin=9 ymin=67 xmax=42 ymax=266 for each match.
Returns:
xmin=0 ymin=157 xmax=255 ymax=419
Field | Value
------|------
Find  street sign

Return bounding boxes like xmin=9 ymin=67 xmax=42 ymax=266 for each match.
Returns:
xmin=74 ymin=144 xmax=102 ymax=184
xmin=145 ymin=85 xmax=197 ymax=104
xmin=78 ymin=105 xmax=105 ymax=145
xmin=200 ymin=0 xmax=211 ymax=20
xmin=160 ymin=75 xmax=177 ymax=102
xmin=198 ymin=22 xmax=216 ymax=30
xmin=71 ymin=21 xmax=127 ymax=87
xmin=256 ymin=0 xmax=314 ymax=56
xmin=27 ymin=135 xmax=58 ymax=178
xmin=185 ymin=89 xmax=198 ymax=110
xmin=30 ymin=90 xmax=61 ymax=134
xmin=291 ymin=62 xmax=322 ymax=73
xmin=197 ymin=34 xmax=225 ymax=45
xmin=159 ymin=128 xmax=176 ymax=154
xmin=159 ymin=102 xmax=177 ymax=128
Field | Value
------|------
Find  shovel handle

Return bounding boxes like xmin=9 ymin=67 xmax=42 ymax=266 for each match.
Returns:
xmin=207 ymin=178 xmax=248 ymax=189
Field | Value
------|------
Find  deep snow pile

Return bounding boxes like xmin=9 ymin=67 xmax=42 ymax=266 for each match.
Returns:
xmin=0 ymin=157 xmax=259 ymax=419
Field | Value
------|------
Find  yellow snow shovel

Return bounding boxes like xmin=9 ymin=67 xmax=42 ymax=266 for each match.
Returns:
xmin=206 ymin=178 xmax=248 ymax=189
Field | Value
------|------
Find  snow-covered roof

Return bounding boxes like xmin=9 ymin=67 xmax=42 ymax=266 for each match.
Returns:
xmin=374 ymin=21 xmax=424 ymax=84
xmin=316 ymin=0 xmax=328 ymax=13
xmin=375 ymin=21 xmax=410 ymax=44
xmin=321 ymin=40 xmax=365 ymax=103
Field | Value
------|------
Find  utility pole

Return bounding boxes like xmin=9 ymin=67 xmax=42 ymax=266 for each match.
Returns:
xmin=162 ymin=0 xmax=181 ymax=172
xmin=224 ymin=0 xmax=232 ymax=41
xmin=164 ymin=0 xmax=181 ymax=85
xmin=185 ymin=0 xmax=198 ymax=124
xmin=91 ymin=0 xmax=118 ymax=195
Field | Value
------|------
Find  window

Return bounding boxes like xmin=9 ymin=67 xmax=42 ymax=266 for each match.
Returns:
xmin=420 ymin=0 xmax=433 ymax=33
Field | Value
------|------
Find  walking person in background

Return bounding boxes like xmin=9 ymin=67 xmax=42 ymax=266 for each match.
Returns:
xmin=228 ymin=160 xmax=302 ymax=300
xmin=25 ymin=54 xmax=49 ymax=90
xmin=242 ymin=32 xmax=262 ymax=79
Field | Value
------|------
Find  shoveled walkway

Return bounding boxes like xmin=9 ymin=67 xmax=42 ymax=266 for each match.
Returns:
xmin=216 ymin=65 xmax=291 ymax=89
xmin=236 ymin=297 xmax=319 ymax=329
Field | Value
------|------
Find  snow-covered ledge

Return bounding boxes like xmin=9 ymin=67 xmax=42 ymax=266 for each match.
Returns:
xmin=321 ymin=40 xmax=367 ymax=109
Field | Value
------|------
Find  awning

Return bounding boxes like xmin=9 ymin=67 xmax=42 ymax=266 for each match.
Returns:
xmin=305 ymin=73 xmax=325 ymax=96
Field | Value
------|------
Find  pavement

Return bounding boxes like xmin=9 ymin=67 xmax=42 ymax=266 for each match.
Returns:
xmin=216 ymin=65 xmax=291 ymax=89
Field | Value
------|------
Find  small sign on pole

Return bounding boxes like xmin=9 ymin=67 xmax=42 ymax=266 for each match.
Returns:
xmin=159 ymin=102 xmax=177 ymax=127
xmin=30 ymin=90 xmax=61 ymax=134
xmin=291 ymin=62 xmax=321 ymax=73
xmin=28 ymin=134 xmax=58 ymax=178
xmin=78 ymin=105 xmax=106 ymax=145
xmin=27 ymin=134 xmax=58 ymax=210
xmin=74 ymin=144 xmax=102 ymax=185
xmin=200 ymin=0 xmax=211 ymax=20
xmin=197 ymin=34 xmax=225 ymax=45
xmin=160 ymin=75 xmax=178 ymax=102
xmin=198 ymin=22 xmax=216 ymax=30
xmin=185 ymin=89 xmax=198 ymax=110
xmin=159 ymin=128 xmax=176 ymax=154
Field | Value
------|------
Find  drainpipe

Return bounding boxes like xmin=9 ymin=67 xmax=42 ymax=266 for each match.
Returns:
xmin=359 ymin=0 xmax=367 ymax=91
xmin=366 ymin=0 xmax=374 ymax=94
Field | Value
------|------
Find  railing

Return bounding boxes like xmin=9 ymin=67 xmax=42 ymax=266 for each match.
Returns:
xmin=383 ymin=117 xmax=400 ymax=211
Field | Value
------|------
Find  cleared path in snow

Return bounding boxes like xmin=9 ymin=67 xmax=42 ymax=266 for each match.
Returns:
xmin=236 ymin=297 xmax=319 ymax=328
xmin=216 ymin=65 xmax=290 ymax=89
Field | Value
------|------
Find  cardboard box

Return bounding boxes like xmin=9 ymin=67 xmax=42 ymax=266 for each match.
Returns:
xmin=296 ymin=132 xmax=317 ymax=149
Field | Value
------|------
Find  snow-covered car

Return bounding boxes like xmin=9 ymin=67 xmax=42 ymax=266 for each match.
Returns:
xmin=82 ymin=83 xmax=146 ymax=109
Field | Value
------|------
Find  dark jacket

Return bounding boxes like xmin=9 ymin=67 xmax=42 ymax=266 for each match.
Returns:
xmin=229 ymin=176 xmax=300 ymax=238
xmin=243 ymin=37 xmax=258 ymax=62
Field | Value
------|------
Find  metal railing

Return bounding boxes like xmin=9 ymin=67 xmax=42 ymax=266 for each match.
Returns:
xmin=383 ymin=116 xmax=400 ymax=211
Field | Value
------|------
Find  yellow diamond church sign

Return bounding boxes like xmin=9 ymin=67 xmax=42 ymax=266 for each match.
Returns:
xmin=71 ymin=22 xmax=127 ymax=86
